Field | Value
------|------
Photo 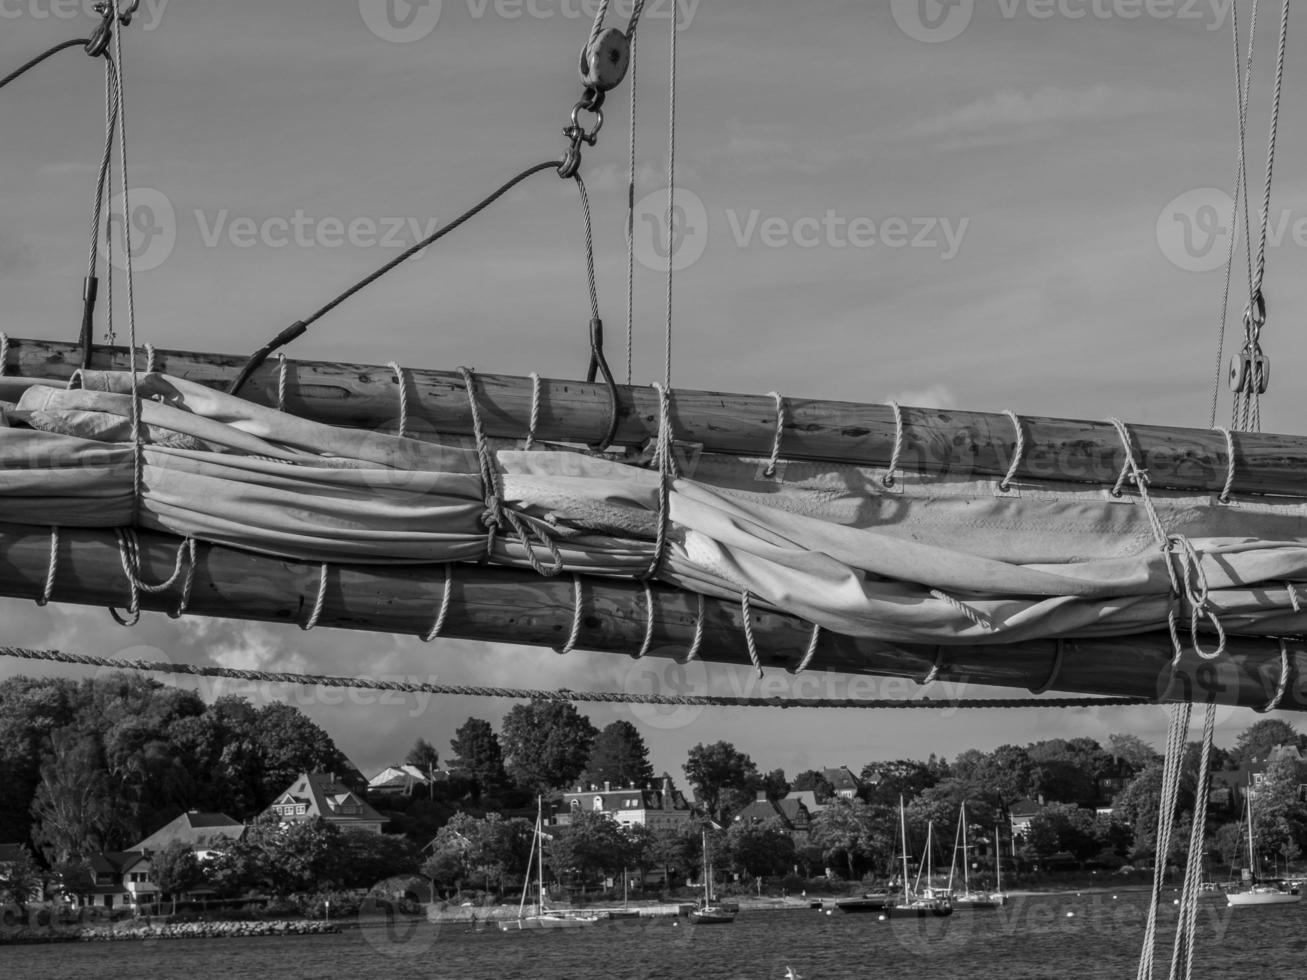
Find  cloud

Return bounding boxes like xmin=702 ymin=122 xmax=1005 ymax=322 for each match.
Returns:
xmin=886 ymin=384 xmax=959 ymax=410
xmin=911 ymin=85 xmax=1161 ymax=139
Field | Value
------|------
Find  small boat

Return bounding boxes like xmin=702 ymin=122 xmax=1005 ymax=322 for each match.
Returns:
xmin=1226 ymin=788 xmax=1302 ymax=908
xmin=689 ymin=828 xmax=736 ymax=925
xmin=946 ymin=804 xmax=1003 ymax=911
xmin=835 ymin=894 xmax=892 ymax=913
xmin=885 ymin=797 xmax=952 ymax=918
xmin=499 ymin=798 xmax=605 ymax=932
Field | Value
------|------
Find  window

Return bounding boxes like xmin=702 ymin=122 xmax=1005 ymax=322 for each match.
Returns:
xmin=593 ymin=796 xmax=603 ymax=811
xmin=570 ymin=799 xmax=581 ymax=811
xmin=296 ymin=805 xmax=307 ymax=815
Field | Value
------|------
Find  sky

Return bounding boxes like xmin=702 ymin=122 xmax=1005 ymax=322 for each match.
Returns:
xmin=3 ymin=0 xmax=1307 ymax=787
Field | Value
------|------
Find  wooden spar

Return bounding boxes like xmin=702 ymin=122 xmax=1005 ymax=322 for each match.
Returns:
xmin=3 ymin=336 xmax=1304 ymax=498
xmin=0 ymin=521 xmax=1302 ymax=711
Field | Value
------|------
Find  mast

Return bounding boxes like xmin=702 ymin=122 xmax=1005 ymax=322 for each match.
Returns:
xmin=900 ymin=796 xmax=910 ymax=904
xmin=1246 ymin=785 xmax=1257 ymax=880
xmin=517 ymin=804 xmax=538 ymax=918
xmin=961 ymin=802 xmax=971 ymax=894
xmin=995 ymin=824 xmax=1003 ymax=894
xmin=537 ymin=796 xmax=546 ymax=913
xmin=702 ymin=827 xmax=712 ymax=905
xmin=948 ymin=811 xmax=961 ymax=893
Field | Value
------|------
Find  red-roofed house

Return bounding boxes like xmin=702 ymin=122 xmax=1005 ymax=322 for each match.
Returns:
xmin=266 ymin=772 xmax=387 ymax=834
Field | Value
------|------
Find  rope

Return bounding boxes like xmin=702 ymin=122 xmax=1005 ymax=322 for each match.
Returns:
xmin=740 ymin=591 xmax=764 ymax=678
xmin=276 ymin=353 xmax=289 ymax=413
xmin=1256 ymin=639 xmax=1292 ymax=713
xmin=765 ymin=392 xmax=786 ymax=478
xmin=1169 ymin=699 xmax=1218 ymax=980
xmin=644 ymin=381 xmax=677 ymax=582
xmin=559 ymin=574 xmax=584 ymax=654
xmin=793 ymin=624 xmax=822 ymax=675
xmin=681 ymin=592 xmax=706 ymax=665
xmin=883 ymin=401 xmax=904 ymax=488
xmin=919 ymin=647 xmax=947 ymax=687
xmin=575 ymin=174 xmax=620 ymax=451
xmin=0 ymin=646 xmax=1154 ymax=710
xmin=420 ymin=564 xmax=455 ymax=643
xmin=0 ymin=333 xmax=8 ymax=376
xmin=1000 ymin=410 xmax=1025 ymax=492
xmin=586 ymin=0 xmax=612 ymax=52
xmin=625 ymin=17 xmax=638 ymax=386
xmin=82 ymin=52 xmax=119 ymax=363
xmin=1251 ymin=0 xmax=1290 ymax=305
xmin=930 ymin=589 xmax=994 ymax=633
xmin=35 ymin=526 xmax=60 ymax=607
xmin=227 ymin=160 xmax=564 ymax=397
xmin=1215 ymin=427 xmax=1237 ymax=502
xmin=634 ymin=582 xmax=656 ymax=659
xmin=525 ymin=372 xmax=542 ymax=450
xmin=0 ymin=38 xmax=92 ymax=91
xmin=389 ymin=361 xmax=410 ymax=438
xmin=300 ymin=564 xmax=329 ymax=631
xmin=663 ymin=0 xmax=677 ymax=396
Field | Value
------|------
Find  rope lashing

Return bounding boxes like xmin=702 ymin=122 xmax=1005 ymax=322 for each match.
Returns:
xmin=1168 ymin=698 xmax=1218 ymax=980
xmin=227 ymin=160 xmax=564 ymax=398
xmin=633 ymin=582 xmax=656 ymax=660
xmin=919 ymin=646 xmax=948 ymax=686
xmin=1288 ymin=582 xmax=1302 ymax=614
xmin=461 ymin=366 xmax=564 ymax=577
xmin=388 ymin=361 xmax=410 ymax=438
xmin=883 ymin=401 xmax=905 ymax=489
xmin=558 ymin=574 xmax=585 ymax=654
xmin=1257 ymin=639 xmax=1293 ymax=713
xmin=300 ymin=563 xmax=329 ymax=631
xmin=0 ymin=646 xmax=1153 ymax=710
xmin=1029 ymin=640 xmax=1065 ymax=696
xmin=0 ymin=333 xmax=9 ymax=376
xmin=1215 ymin=426 xmax=1238 ymax=502
xmin=792 ymin=624 xmax=822 ymax=675
xmin=740 ymin=591 xmax=765 ymax=679
xmin=110 ymin=530 xmax=196 ymax=626
xmin=765 ymin=392 xmax=786 ymax=478
xmin=929 ymin=589 xmax=994 ymax=633
xmin=643 ymin=381 xmax=678 ymax=582
xmin=524 ymin=372 xmax=543 ymax=450
xmin=680 ymin=592 xmax=706 ymax=665
xmin=1000 ymin=409 xmax=1025 ymax=492
xmin=83 ymin=52 xmax=120 ymax=362
xmin=420 ymin=564 xmax=455 ymax=643
xmin=35 ymin=526 xmax=60 ymax=607
xmin=275 ymin=353 xmax=289 ymax=413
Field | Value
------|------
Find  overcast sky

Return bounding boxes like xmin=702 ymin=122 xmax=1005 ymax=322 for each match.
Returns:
xmin=3 ymin=1 xmax=1306 ymax=786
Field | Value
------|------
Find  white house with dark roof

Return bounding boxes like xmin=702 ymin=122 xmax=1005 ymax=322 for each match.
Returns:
xmin=132 ymin=811 xmax=244 ymax=860
xmin=368 ymin=764 xmax=448 ymax=797
xmin=559 ymin=773 xmax=693 ymax=831
xmin=822 ymin=767 xmax=862 ymax=800
xmin=266 ymin=772 xmax=387 ymax=833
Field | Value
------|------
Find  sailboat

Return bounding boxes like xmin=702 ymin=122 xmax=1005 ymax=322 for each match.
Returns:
xmin=885 ymin=797 xmax=951 ymax=919
xmin=1226 ymin=787 xmax=1301 ymax=908
xmin=689 ymin=827 xmax=736 ymax=925
xmin=499 ymin=798 xmax=606 ymax=931
xmin=946 ymin=803 xmax=1002 ymax=911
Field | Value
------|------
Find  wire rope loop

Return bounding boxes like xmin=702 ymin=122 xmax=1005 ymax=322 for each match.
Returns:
xmin=388 ymin=360 xmax=410 ymax=438
xmin=633 ymin=582 xmax=656 ymax=660
xmin=558 ymin=574 xmax=584 ymax=654
xmin=740 ymin=591 xmax=764 ymax=679
xmin=680 ymin=592 xmax=706 ymax=665
xmin=421 ymin=564 xmax=455 ymax=643
xmin=1256 ymin=639 xmax=1293 ymax=714
xmin=35 ymin=526 xmax=60 ymax=607
xmin=764 ymin=392 xmax=786 ymax=479
xmin=791 ymin=623 xmax=821 ymax=675
xmin=525 ymin=372 xmax=543 ymax=450
xmin=275 ymin=353 xmax=289 ymax=413
xmin=1214 ymin=426 xmax=1237 ymax=503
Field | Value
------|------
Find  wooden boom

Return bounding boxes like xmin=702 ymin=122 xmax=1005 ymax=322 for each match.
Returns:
xmin=0 ymin=522 xmax=1301 ymax=711
xmin=2 ymin=337 xmax=1301 ymax=498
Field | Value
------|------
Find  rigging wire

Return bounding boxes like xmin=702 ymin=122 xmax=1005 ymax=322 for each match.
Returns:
xmin=0 ymin=38 xmax=93 ymax=91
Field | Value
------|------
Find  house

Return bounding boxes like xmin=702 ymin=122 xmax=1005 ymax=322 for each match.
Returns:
xmin=368 ymin=764 xmax=447 ymax=797
xmin=785 ymin=789 xmax=823 ymax=815
xmin=558 ymin=773 xmax=693 ymax=831
xmin=69 ymin=851 xmax=157 ymax=910
xmin=734 ymin=791 xmax=814 ymax=841
xmin=132 ymin=811 xmax=243 ymax=860
xmin=823 ymin=767 xmax=862 ymax=800
xmin=266 ymin=772 xmax=387 ymax=833
xmin=1010 ymin=798 xmax=1043 ymax=838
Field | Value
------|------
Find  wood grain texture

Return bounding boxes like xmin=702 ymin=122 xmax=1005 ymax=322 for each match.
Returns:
xmin=3 ymin=337 xmax=1298 ymax=497
xmin=0 ymin=522 xmax=1301 ymax=711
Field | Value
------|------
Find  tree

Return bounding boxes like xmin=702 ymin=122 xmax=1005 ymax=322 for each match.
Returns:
xmin=501 ymin=701 xmax=597 ymax=794
xmin=1107 ymin=733 xmax=1161 ymax=775
xmin=448 ymin=718 xmax=509 ymax=800
xmin=1233 ymin=719 xmax=1301 ymax=766
xmin=757 ymin=769 xmax=790 ymax=803
xmin=792 ymin=770 xmax=835 ymax=804
xmin=335 ymin=831 xmax=419 ymax=889
xmin=547 ymin=811 xmax=633 ymax=886
xmin=30 ymin=732 xmax=119 ymax=865
xmin=808 ymin=799 xmax=892 ymax=879
xmin=584 ymin=721 xmax=654 ymax=789
xmin=684 ymin=742 xmax=759 ymax=824
xmin=151 ymin=840 xmax=204 ymax=913
xmin=726 ymin=820 xmax=796 ymax=878
xmin=0 ymin=844 xmax=43 ymax=911
xmin=1024 ymin=803 xmax=1103 ymax=866
xmin=252 ymin=703 xmax=352 ymax=804
xmin=1027 ymin=739 xmax=1109 ymax=808
xmin=405 ymin=738 xmax=440 ymax=775
xmin=1251 ymin=755 xmax=1307 ymax=875
xmin=861 ymin=759 xmax=944 ymax=808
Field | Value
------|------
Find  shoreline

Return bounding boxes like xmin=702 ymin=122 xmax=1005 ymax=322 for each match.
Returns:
xmin=0 ymin=919 xmax=341 ymax=945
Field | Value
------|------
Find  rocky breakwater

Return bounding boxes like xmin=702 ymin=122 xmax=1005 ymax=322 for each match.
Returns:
xmin=78 ymin=920 xmax=341 ymax=941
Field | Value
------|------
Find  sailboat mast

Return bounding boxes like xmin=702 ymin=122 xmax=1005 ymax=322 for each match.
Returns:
xmin=961 ymin=803 xmax=971 ymax=893
xmin=1246 ymin=786 xmax=1257 ymax=878
xmin=536 ymin=796 xmax=546 ymax=912
xmin=900 ymin=796 xmax=910 ymax=903
xmin=948 ymin=812 xmax=961 ymax=893
xmin=995 ymin=824 xmax=1003 ymax=894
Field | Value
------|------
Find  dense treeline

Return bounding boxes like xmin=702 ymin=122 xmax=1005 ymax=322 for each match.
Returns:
xmin=0 ymin=674 xmax=352 ymax=864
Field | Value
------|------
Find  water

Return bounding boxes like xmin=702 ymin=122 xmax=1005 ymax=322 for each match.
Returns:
xmin=3 ymin=893 xmax=1305 ymax=979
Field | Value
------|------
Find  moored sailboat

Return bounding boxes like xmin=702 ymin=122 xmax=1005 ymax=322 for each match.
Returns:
xmin=1226 ymin=789 xmax=1302 ymax=908
xmin=499 ymin=798 xmax=606 ymax=931
xmin=947 ymin=803 xmax=1003 ymax=911
xmin=885 ymin=797 xmax=951 ymax=919
xmin=690 ymin=827 xmax=736 ymax=925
